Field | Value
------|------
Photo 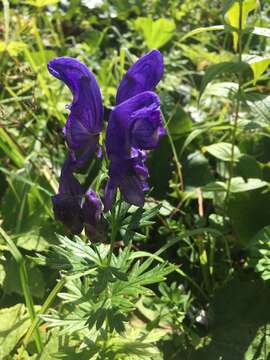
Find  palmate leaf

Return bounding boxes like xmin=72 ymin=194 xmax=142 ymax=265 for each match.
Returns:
xmin=44 ymin=235 xmax=109 ymax=273
xmin=42 ymin=238 xmax=175 ymax=336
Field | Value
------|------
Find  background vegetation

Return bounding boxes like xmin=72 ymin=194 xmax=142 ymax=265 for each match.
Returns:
xmin=1 ymin=0 xmax=270 ymax=358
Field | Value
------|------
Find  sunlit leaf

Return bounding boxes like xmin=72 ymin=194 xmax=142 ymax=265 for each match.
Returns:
xmin=25 ymin=0 xmax=59 ymax=7
xmin=225 ymin=0 xmax=259 ymax=50
xmin=0 ymin=304 xmax=30 ymax=359
xmin=203 ymin=142 xmax=241 ymax=162
xmin=243 ymin=54 xmax=270 ymax=84
xmin=200 ymin=61 xmax=250 ymax=97
xmin=134 ymin=17 xmax=175 ymax=49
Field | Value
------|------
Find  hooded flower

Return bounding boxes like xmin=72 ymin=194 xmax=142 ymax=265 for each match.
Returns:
xmin=104 ymin=50 xmax=165 ymax=210
xmin=48 ymin=57 xmax=103 ymax=169
xmin=52 ymin=155 xmax=103 ymax=236
xmin=116 ymin=49 xmax=164 ymax=105
xmin=48 ymin=57 xmax=104 ymax=236
xmin=105 ymin=91 xmax=165 ymax=158
xmin=83 ymin=190 xmax=103 ymax=239
xmin=104 ymin=149 xmax=149 ymax=210
xmin=52 ymin=157 xmax=84 ymax=235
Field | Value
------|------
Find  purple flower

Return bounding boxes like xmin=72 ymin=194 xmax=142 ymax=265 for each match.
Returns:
xmin=52 ymin=156 xmax=103 ymax=237
xmin=106 ymin=91 xmax=164 ymax=158
xmin=52 ymin=157 xmax=84 ymax=235
xmin=104 ymin=50 xmax=165 ymax=210
xmin=116 ymin=49 xmax=164 ymax=105
xmin=104 ymin=149 xmax=149 ymax=211
xmin=83 ymin=190 xmax=103 ymax=239
xmin=48 ymin=57 xmax=103 ymax=169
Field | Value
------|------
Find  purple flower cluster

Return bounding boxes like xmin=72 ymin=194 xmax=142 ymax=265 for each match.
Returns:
xmin=48 ymin=50 xmax=165 ymax=235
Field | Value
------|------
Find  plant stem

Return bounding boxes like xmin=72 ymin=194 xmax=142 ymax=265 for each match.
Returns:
xmin=0 ymin=227 xmax=43 ymax=353
xmin=226 ymin=0 xmax=243 ymax=201
xmin=107 ymin=204 xmax=118 ymax=265
xmin=163 ymin=110 xmax=184 ymax=191
xmin=20 ymin=276 xmax=66 ymax=356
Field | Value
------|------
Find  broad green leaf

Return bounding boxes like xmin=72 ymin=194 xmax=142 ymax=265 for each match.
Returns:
xmin=167 ymin=104 xmax=192 ymax=138
xmin=252 ymin=26 xmax=270 ymax=38
xmin=3 ymin=256 xmax=45 ymax=298
xmin=230 ymin=177 xmax=267 ymax=192
xmin=225 ymin=0 xmax=259 ymax=50
xmin=202 ymin=181 xmax=227 ymax=193
xmin=202 ymin=81 xmax=238 ymax=99
xmin=0 ymin=304 xmax=31 ymax=359
xmin=200 ymin=61 xmax=250 ymax=97
xmin=183 ymin=151 xmax=214 ymax=190
xmin=243 ymin=54 xmax=270 ymax=84
xmin=134 ymin=17 xmax=175 ymax=49
xmin=245 ymin=92 xmax=270 ymax=124
xmin=228 ymin=189 xmax=270 ymax=243
xmin=203 ymin=142 xmax=241 ymax=162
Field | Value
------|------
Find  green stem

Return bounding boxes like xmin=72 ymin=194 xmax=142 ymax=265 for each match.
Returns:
xmin=0 ymin=227 xmax=43 ymax=353
xmin=18 ymin=277 xmax=66 ymax=359
xmin=163 ymin=110 xmax=184 ymax=191
xmin=226 ymin=0 xmax=243 ymax=202
xmin=107 ymin=206 xmax=118 ymax=265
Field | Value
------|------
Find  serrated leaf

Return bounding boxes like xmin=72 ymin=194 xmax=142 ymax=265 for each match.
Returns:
xmin=134 ymin=17 xmax=175 ymax=49
xmin=203 ymin=142 xmax=241 ymax=162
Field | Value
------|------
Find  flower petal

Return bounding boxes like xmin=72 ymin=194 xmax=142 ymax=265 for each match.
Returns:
xmin=83 ymin=190 xmax=102 ymax=226
xmin=48 ymin=57 xmax=103 ymax=149
xmin=52 ymin=194 xmax=84 ymax=235
xmin=58 ymin=156 xmax=84 ymax=196
xmin=105 ymin=151 xmax=149 ymax=209
xmin=116 ymin=49 xmax=163 ymax=104
xmin=119 ymin=175 xmax=145 ymax=207
xmin=104 ymin=178 xmax=117 ymax=212
xmin=106 ymin=91 xmax=160 ymax=157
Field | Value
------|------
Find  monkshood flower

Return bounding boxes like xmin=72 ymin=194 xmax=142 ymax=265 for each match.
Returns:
xmin=47 ymin=57 xmax=103 ymax=170
xmin=52 ymin=156 xmax=103 ymax=235
xmin=104 ymin=149 xmax=149 ymax=210
xmin=52 ymin=157 xmax=84 ymax=235
xmin=104 ymin=50 xmax=165 ymax=210
xmin=48 ymin=56 xmax=104 ymax=236
xmin=83 ymin=190 xmax=103 ymax=239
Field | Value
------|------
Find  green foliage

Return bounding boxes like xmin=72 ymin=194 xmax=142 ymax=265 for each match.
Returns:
xmin=134 ymin=17 xmax=176 ymax=49
xmin=1 ymin=0 xmax=270 ymax=358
